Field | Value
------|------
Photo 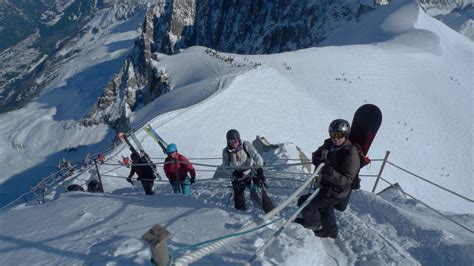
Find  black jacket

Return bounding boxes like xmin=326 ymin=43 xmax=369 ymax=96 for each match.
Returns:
xmin=128 ymin=156 xmax=155 ymax=181
xmin=312 ymin=139 xmax=360 ymax=198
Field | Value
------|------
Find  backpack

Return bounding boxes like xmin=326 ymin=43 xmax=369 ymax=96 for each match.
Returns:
xmin=242 ymin=141 xmax=265 ymax=165
xmin=87 ymin=180 xmax=103 ymax=193
xmin=351 ymin=143 xmax=371 ymax=189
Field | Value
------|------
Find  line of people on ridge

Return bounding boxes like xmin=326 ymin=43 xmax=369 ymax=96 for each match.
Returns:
xmin=126 ymin=120 xmax=361 ymax=239
xmin=124 ymin=129 xmax=275 ymax=213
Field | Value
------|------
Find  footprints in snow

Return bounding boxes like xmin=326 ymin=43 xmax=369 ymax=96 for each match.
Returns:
xmin=397 ymin=120 xmax=414 ymax=142
xmin=334 ymin=72 xmax=361 ymax=84
xmin=440 ymin=166 xmax=450 ymax=178
xmin=449 ymin=76 xmax=461 ymax=86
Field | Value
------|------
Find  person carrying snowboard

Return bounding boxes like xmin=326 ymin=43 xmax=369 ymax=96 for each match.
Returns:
xmin=295 ymin=119 xmax=360 ymax=238
xmin=222 ymin=129 xmax=274 ymax=213
xmin=127 ymin=151 xmax=156 ymax=195
xmin=163 ymin=143 xmax=196 ymax=195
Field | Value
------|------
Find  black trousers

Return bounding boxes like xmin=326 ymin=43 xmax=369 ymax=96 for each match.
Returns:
xmin=140 ymin=180 xmax=155 ymax=195
xmin=298 ymin=189 xmax=350 ymax=233
xmin=232 ymin=179 xmax=274 ymax=213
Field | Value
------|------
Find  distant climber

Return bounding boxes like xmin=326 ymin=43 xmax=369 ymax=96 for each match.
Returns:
xmin=97 ymin=153 xmax=105 ymax=164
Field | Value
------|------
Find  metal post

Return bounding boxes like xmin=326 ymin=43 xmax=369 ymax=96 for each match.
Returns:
xmin=93 ymin=159 xmax=105 ymax=193
xmin=142 ymin=224 xmax=171 ymax=266
xmin=31 ymin=186 xmax=41 ymax=204
xmin=40 ymin=180 xmax=46 ymax=204
xmin=372 ymin=151 xmax=390 ymax=193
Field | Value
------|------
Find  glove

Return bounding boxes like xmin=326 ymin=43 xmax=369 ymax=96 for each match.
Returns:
xmin=126 ymin=177 xmax=133 ymax=183
xmin=232 ymin=170 xmax=244 ymax=179
xmin=256 ymin=168 xmax=265 ymax=183
xmin=190 ymin=177 xmax=196 ymax=184
xmin=312 ymin=149 xmax=329 ymax=166
xmin=321 ymin=164 xmax=335 ymax=177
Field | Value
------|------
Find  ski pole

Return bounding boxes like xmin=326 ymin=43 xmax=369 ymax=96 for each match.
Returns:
xmin=130 ymin=182 xmax=140 ymax=193
xmin=226 ymin=181 xmax=233 ymax=207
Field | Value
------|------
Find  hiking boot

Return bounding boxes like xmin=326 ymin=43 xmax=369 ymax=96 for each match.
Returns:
xmin=293 ymin=218 xmax=321 ymax=230
xmin=313 ymin=228 xmax=338 ymax=239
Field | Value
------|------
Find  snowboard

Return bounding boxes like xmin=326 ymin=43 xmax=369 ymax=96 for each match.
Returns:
xmin=347 ymin=104 xmax=382 ymax=189
xmin=349 ymin=104 xmax=382 ymax=156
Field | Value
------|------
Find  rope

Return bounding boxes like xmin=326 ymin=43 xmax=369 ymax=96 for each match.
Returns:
xmin=246 ymin=188 xmax=320 ymax=264
xmin=101 ymin=161 xmax=311 ymax=170
xmin=168 ymin=217 xmax=283 ymax=265
xmin=0 ymin=159 xmax=100 ymax=210
xmin=370 ymin=159 xmax=385 ymax=162
xmin=266 ymin=171 xmax=312 ymax=176
xmin=101 ymin=165 xmax=126 ymax=176
xmin=101 ymin=174 xmax=302 ymax=191
xmin=387 ymin=161 xmax=473 ymax=202
xmin=147 ymin=157 xmax=312 ymax=162
xmin=172 ymin=164 xmax=324 ymax=265
xmin=101 ymin=175 xmax=171 ymax=183
xmin=379 ymin=177 xmax=473 ymax=233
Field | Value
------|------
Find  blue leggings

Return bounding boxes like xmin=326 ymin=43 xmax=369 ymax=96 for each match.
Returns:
xmin=170 ymin=180 xmax=191 ymax=195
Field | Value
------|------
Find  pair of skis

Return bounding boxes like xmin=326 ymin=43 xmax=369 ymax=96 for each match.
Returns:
xmin=143 ymin=124 xmax=168 ymax=155
xmin=118 ymin=130 xmax=162 ymax=181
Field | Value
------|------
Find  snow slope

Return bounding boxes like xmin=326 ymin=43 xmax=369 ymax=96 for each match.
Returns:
xmin=115 ymin=0 xmax=473 ymax=213
xmin=1 ymin=0 xmax=473 ymax=264
xmin=1 ymin=147 xmax=472 ymax=265
xmin=0 ymin=10 xmax=143 ymax=206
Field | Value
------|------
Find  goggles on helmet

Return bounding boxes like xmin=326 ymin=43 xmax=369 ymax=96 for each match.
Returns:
xmin=329 ymin=131 xmax=345 ymax=139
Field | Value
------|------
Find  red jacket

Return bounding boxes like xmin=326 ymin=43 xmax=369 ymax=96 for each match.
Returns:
xmin=163 ymin=153 xmax=196 ymax=182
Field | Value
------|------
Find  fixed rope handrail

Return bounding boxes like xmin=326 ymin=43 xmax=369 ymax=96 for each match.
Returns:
xmin=386 ymin=161 xmax=473 ymax=202
xmin=379 ymin=177 xmax=473 ymax=233
xmin=0 ymin=150 xmax=112 ymax=210
xmin=168 ymin=216 xmax=284 ymax=265
xmin=101 ymin=160 xmax=311 ymax=169
xmin=172 ymin=164 xmax=324 ymax=266
xmin=246 ymin=187 xmax=321 ymax=265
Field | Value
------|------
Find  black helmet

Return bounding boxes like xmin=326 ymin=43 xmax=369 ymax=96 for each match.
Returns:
xmin=328 ymin=119 xmax=351 ymax=137
xmin=226 ymin=129 xmax=241 ymax=142
xmin=130 ymin=151 xmax=140 ymax=161
xmin=67 ymin=184 xmax=85 ymax=192
xmin=87 ymin=180 xmax=101 ymax=193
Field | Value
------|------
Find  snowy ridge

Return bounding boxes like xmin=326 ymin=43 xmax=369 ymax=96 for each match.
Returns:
xmin=1 ymin=143 xmax=472 ymax=265
xmin=1 ymin=0 xmax=473 ymax=264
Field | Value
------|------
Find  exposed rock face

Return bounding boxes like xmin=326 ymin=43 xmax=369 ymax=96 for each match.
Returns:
xmin=2 ymin=0 xmax=469 ymax=128
xmin=0 ymin=0 xmax=150 ymax=113
xmin=152 ymin=0 xmax=366 ymax=54
xmin=418 ymin=0 xmax=473 ymax=41
xmin=84 ymin=0 xmax=379 ymax=128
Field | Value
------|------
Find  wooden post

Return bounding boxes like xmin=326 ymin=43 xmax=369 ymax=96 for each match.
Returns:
xmin=372 ymin=151 xmax=390 ymax=193
xmin=142 ymin=224 xmax=171 ymax=266
xmin=93 ymin=159 xmax=105 ymax=193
